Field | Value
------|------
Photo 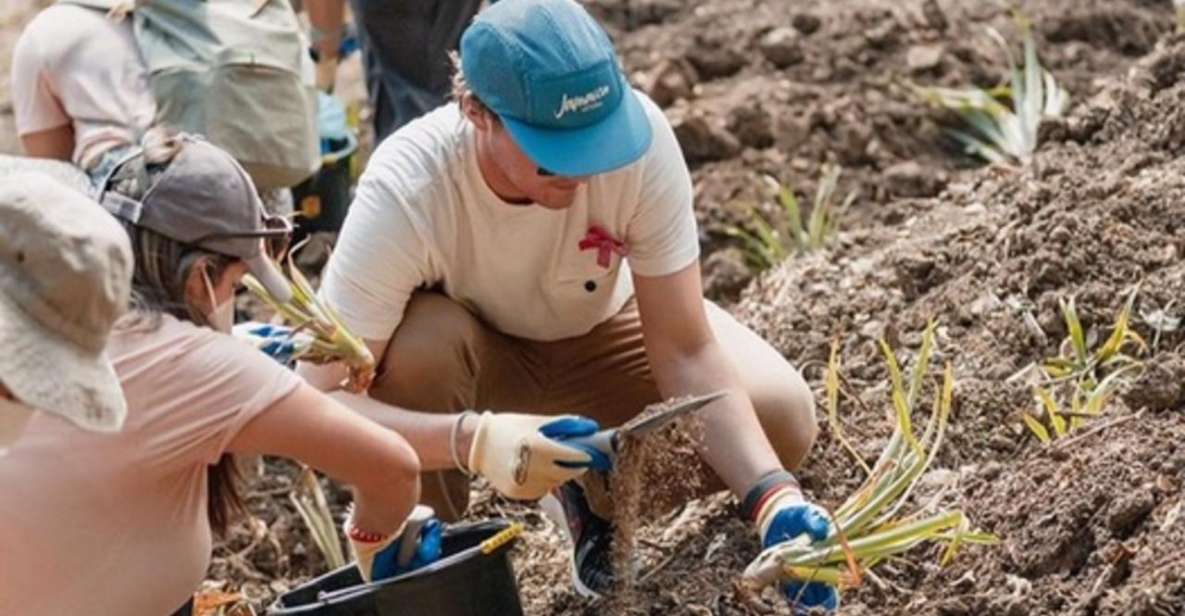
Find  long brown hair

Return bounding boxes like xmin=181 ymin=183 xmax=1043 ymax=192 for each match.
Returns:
xmin=109 ymin=128 xmax=246 ymax=536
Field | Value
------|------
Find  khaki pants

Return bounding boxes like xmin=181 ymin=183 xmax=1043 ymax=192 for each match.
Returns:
xmin=369 ymin=292 xmax=817 ymax=520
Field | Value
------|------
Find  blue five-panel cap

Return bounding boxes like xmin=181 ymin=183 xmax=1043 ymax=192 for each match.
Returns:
xmin=460 ymin=0 xmax=654 ymax=177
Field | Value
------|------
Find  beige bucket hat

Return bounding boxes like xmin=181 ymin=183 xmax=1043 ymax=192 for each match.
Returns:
xmin=0 ymin=172 xmax=134 ymax=432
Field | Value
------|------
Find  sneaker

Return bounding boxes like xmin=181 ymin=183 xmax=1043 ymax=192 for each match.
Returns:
xmin=541 ymin=481 xmax=616 ymax=598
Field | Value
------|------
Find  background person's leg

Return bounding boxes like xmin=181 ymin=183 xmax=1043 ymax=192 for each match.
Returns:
xmin=368 ymin=292 xmax=538 ymax=520
xmin=347 ymin=0 xmax=484 ymax=140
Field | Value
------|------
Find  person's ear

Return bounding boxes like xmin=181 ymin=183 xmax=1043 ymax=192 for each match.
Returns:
xmin=462 ymin=93 xmax=494 ymax=131
xmin=183 ymin=256 xmax=217 ymax=314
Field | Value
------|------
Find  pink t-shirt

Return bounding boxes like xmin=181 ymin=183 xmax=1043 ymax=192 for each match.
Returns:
xmin=10 ymin=4 xmax=156 ymax=169
xmin=0 ymin=314 xmax=301 ymax=616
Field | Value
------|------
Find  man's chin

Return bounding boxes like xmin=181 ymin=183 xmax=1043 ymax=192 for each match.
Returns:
xmin=535 ymin=192 xmax=579 ymax=210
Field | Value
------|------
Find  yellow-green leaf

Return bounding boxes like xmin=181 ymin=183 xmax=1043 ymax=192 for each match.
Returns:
xmin=908 ymin=321 xmax=937 ymax=409
xmin=826 ymin=339 xmax=871 ymax=475
xmin=1035 ymin=388 xmax=1066 ymax=438
xmin=1023 ymin=413 xmax=1051 ymax=444
xmin=1096 ymin=304 xmax=1132 ymax=365
xmin=1060 ymin=297 xmax=1088 ymax=365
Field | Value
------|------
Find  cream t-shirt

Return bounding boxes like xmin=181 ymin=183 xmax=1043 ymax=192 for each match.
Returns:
xmin=0 ymin=314 xmax=301 ymax=616
xmin=320 ymin=93 xmax=699 ymax=343
xmin=10 ymin=4 xmax=156 ymax=169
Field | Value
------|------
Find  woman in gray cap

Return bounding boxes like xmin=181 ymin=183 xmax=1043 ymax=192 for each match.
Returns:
xmin=0 ymin=131 xmax=425 ymax=616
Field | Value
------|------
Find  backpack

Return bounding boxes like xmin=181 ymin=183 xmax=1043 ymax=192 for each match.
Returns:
xmin=61 ymin=0 xmax=320 ymax=190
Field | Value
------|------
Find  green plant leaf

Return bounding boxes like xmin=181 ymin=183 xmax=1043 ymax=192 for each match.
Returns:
xmin=827 ymin=339 xmax=873 ymax=476
xmin=908 ymin=321 xmax=938 ymax=409
xmin=1060 ymin=297 xmax=1089 ymax=366
xmin=777 ymin=184 xmax=807 ymax=251
xmin=290 ymin=467 xmax=347 ymax=570
xmin=1022 ymin=413 xmax=1051 ymax=444
xmin=723 ymin=225 xmax=777 ymax=271
xmin=745 ymin=322 xmax=994 ymax=593
xmin=1037 ymin=387 xmax=1067 ymax=438
xmin=917 ymin=17 xmax=1066 ymax=166
xmin=1095 ymin=289 xmax=1146 ymax=365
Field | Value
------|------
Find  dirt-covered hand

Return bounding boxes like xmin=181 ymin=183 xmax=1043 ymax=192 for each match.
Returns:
xmin=468 ymin=412 xmax=598 ymax=501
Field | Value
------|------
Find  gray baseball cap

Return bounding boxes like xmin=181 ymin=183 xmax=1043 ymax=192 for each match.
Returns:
xmin=96 ymin=134 xmax=293 ymax=304
xmin=0 ymin=172 xmax=133 ymax=432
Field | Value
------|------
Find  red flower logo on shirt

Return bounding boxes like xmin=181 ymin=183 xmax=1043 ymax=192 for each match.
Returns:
xmin=578 ymin=225 xmax=629 ymax=269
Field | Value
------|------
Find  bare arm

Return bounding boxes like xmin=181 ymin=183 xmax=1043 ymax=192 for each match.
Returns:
xmin=227 ymin=382 xmax=420 ymax=535
xmin=297 ymin=340 xmax=477 ymax=471
xmin=633 ymin=262 xmax=783 ymax=497
xmin=304 ymin=0 xmax=347 ymax=90
xmin=20 ymin=126 xmax=74 ymax=161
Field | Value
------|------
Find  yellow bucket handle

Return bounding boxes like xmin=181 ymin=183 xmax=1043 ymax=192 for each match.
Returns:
xmin=479 ymin=522 xmax=524 ymax=555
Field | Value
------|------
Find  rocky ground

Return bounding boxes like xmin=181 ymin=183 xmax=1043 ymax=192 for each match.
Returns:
xmin=3 ymin=0 xmax=1184 ymax=615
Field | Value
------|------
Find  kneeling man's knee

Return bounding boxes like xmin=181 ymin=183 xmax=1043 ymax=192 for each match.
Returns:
xmin=370 ymin=294 xmax=486 ymax=412
xmin=752 ymin=367 xmax=819 ymax=471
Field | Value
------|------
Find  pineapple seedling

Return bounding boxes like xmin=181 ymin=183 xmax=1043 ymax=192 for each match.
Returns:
xmin=243 ymin=252 xmax=375 ymax=393
xmin=744 ymin=323 xmax=997 ymax=595
xmin=910 ymin=15 xmax=1068 ymax=165
xmin=725 ymin=164 xmax=856 ymax=272
xmin=1022 ymin=292 xmax=1145 ymax=443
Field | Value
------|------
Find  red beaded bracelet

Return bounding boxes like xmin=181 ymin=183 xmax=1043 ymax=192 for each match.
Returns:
xmin=346 ymin=524 xmax=388 ymax=544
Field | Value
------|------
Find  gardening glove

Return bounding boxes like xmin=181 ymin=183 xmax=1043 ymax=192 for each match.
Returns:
xmin=233 ymin=321 xmax=307 ymax=365
xmin=758 ymin=487 xmax=840 ymax=615
xmin=346 ymin=505 xmax=444 ymax=583
xmin=468 ymin=412 xmax=599 ymax=501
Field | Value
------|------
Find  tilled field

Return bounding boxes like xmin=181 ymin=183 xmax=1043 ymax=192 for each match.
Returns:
xmin=3 ymin=1 xmax=1184 ymax=615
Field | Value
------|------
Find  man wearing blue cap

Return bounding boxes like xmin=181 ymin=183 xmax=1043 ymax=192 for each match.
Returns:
xmin=301 ymin=0 xmax=837 ymax=612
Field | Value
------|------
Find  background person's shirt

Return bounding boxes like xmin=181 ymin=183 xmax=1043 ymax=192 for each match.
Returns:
xmin=10 ymin=4 xmax=156 ymax=170
xmin=320 ymin=92 xmax=699 ymax=343
xmin=0 ymin=314 xmax=301 ymax=616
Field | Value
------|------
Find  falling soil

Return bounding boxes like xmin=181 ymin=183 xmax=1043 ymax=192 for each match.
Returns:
xmin=605 ymin=396 xmax=708 ymax=606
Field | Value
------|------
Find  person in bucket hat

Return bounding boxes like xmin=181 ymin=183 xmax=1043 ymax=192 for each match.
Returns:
xmin=0 ymin=129 xmax=427 ymax=616
xmin=0 ymin=172 xmax=133 ymax=452
xmin=300 ymin=1 xmax=834 ymax=611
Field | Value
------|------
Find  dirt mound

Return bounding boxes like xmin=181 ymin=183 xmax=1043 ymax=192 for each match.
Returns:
xmin=590 ymin=0 xmax=1173 ymax=302
xmin=725 ymin=35 xmax=1185 ymax=616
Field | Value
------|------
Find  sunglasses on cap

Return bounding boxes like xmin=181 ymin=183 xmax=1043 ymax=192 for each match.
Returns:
xmin=189 ymin=214 xmax=294 ymax=261
xmin=94 ymin=139 xmax=295 ymax=261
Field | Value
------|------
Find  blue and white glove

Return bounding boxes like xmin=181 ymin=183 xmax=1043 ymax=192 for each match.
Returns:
xmin=755 ymin=486 xmax=840 ymax=614
xmin=371 ymin=518 xmax=444 ymax=581
xmin=233 ymin=322 xmax=307 ymax=365
xmin=347 ymin=505 xmax=444 ymax=583
xmin=468 ymin=413 xmax=600 ymax=501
